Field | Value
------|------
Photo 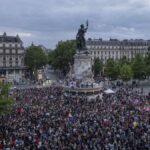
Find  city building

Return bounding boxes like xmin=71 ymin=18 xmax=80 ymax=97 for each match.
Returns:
xmin=0 ymin=32 xmax=26 ymax=82
xmin=86 ymin=38 xmax=148 ymax=63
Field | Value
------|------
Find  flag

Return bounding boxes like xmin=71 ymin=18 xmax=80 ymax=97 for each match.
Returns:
xmin=144 ymin=106 xmax=150 ymax=112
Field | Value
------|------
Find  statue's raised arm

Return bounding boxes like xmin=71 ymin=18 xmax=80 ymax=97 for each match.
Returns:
xmin=76 ymin=20 xmax=88 ymax=51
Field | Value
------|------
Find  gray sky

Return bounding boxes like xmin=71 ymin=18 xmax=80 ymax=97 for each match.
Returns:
xmin=0 ymin=0 xmax=150 ymax=49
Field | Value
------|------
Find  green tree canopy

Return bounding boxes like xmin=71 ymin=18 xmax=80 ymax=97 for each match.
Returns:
xmin=92 ymin=57 xmax=103 ymax=77
xmin=144 ymin=52 xmax=150 ymax=77
xmin=25 ymin=44 xmax=47 ymax=70
xmin=119 ymin=56 xmax=130 ymax=66
xmin=50 ymin=40 xmax=76 ymax=75
xmin=48 ymin=51 xmax=55 ymax=65
xmin=132 ymin=54 xmax=146 ymax=80
xmin=105 ymin=58 xmax=120 ymax=80
xmin=120 ymin=63 xmax=133 ymax=81
xmin=0 ymin=82 xmax=13 ymax=114
xmin=24 ymin=44 xmax=48 ymax=79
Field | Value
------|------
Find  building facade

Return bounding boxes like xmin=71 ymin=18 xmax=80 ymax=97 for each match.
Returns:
xmin=86 ymin=38 xmax=148 ymax=63
xmin=0 ymin=32 xmax=26 ymax=82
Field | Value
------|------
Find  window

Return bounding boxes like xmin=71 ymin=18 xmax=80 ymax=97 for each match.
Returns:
xmin=8 ymin=70 xmax=13 ymax=74
xmin=6 ymin=49 xmax=10 ymax=54
xmin=3 ymin=62 xmax=6 ymax=67
xmin=16 ymin=61 xmax=18 ymax=66
xmin=9 ymin=62 xmax=12 ymax=67
xmin=18 ymin=50 xmax=24 ymax=54
xmin=12 ymin=49 xmax=15 ymax=54
xmin=11 ymin=43 xmax=15 ymax=47
xmin=5 ymin=43 xmax=9 ymax=47
xmin=16 ymin=58 xmax=18 ymax=66
xmin=16 ymin=70 xmax=19 ymax=74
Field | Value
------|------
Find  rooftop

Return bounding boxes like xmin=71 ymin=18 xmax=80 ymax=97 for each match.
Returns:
xmin=87 ymin=38 xmax=148 ymax=46
xmin=0 ymin=32 xmax=22 ymax=43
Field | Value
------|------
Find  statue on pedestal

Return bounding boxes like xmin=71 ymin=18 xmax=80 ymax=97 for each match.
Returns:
xmin=76 ymin=20 xmax=88 ymax=51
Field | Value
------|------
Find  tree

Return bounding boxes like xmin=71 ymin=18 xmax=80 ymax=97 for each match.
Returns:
xmin=92 ymin=57 xmax=103 ymax=77
xmin=50 ymin=40 xmax=76 ymax=75
xmin=0 ymin=82 xmax=13 ymax=114
xmin=24 ymin=44 xmax=47 ymax=79
xmin=119 ymin=56 xmax=130 ymax=66
xmin=48 ymin=51 xmax=55 ymax=65
xmin=120 ymin=64 xmax=133 ymax=81
xmin=105 ymin=58 xmax=120 ymax=80
xmin=132 ymin=54 xmax=146 ymax=80
xmin=144 ymin=52 xmax=150 ymax=77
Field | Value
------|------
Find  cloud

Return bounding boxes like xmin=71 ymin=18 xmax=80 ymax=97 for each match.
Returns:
xmin=17 ymin=32 xmax=32 ymax=37
xmin=0 ymin=0 xmax=149 ymax=48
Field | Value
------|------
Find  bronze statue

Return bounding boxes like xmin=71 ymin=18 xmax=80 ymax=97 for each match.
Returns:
xmin=76 ymin=20 xmax=88 ymax=51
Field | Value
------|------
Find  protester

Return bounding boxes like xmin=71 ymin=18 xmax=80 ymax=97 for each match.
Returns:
xmin=0 ymin=84 xmax=150 ymax=149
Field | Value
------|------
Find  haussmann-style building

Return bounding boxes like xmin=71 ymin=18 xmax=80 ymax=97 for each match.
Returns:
xmin=86 ymin=38 xmax=148 ymax=63
xmin=0 ymin=32 xmax=26 ymax=82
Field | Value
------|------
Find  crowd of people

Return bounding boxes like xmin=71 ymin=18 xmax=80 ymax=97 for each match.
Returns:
xmin=0 ymin=84 xmax=150 ymax=149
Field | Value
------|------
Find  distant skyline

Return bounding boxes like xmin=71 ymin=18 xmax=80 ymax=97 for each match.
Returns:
xmin=0 ymin=0 xmax=150 ymax=49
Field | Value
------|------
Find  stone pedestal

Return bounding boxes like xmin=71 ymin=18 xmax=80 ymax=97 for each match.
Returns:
xmin=64 ymin=50 xmax=103 ymax=96
xmin=72 ymin=51 xmax=93 ymax=81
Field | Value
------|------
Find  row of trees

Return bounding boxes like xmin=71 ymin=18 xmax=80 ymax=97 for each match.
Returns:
xmin=24 ymin=41 xmax=76 ymax=79
xmin=48 ymin=40 xmax=150 ymax=82
xmin=93 ymin=53 xmax=150 ymax=81
xmin=24 ymin=41 xmax=150 ymax=82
